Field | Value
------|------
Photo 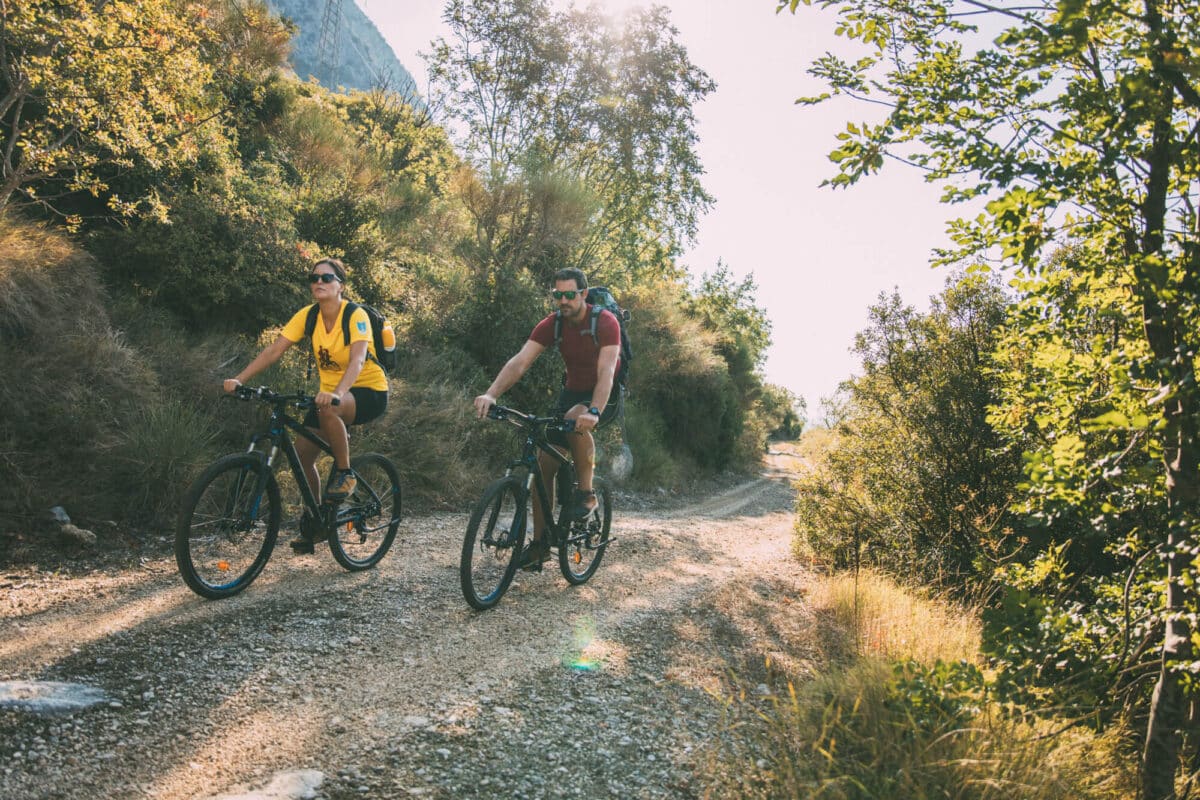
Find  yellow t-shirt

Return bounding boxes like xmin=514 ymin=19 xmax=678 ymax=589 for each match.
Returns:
xmin=280 ymin=302 xmax=389 ymax=393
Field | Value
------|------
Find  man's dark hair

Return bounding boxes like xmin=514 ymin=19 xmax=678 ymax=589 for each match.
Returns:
xmin=552 ymin=268 xmax=587 ymax=291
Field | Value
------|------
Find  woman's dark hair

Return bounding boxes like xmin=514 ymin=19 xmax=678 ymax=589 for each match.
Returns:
xmin=552 ymin=267 xmax=587 ymax=291
xmin=313 ymin=257 xmax=348 ymax=283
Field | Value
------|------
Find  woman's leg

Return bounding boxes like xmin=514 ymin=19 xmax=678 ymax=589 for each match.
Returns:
xmin=317 ymin=394 xmax=358 ymax=470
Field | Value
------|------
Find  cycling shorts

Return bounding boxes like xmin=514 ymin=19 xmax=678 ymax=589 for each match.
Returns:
xmin=303 ymin=387 xmax=388 ymax=428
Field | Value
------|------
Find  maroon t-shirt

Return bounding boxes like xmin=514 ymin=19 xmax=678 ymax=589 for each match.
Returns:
xmin=530 ymin=305 xmax=622 ymax=391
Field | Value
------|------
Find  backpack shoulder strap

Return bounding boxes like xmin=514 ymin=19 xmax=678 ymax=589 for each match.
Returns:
xmin=340 ymin=301 xmax=359 ymax=346
xmin=588 ymin=305 xmax=602 ymax=346
xmin=303 ymin=303 xmax=320 ymax=338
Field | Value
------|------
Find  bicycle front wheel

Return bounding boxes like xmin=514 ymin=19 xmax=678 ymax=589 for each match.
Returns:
xmin=175 ymin=454 xmax=280 ymax=599
xmin=460 ymin=476 xmax=527 ymax=610
xmin=329 ymin=452 xmax=402 ymax=571
xmin=560 ymin=480 xmax=612 ymax=585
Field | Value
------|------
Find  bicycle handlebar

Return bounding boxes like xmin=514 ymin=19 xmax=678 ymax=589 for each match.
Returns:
xmin=486 ymin=404 xmax=575 ymax=433
xmin=229 ymin=385 xmax=338 ymax=407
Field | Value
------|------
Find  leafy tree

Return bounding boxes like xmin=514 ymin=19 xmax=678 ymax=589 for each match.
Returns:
xmin=784 ymin=0 xmax=1200 ymax=791
xmin=427 ymin=0 xmax=713 ymax=284
xmin=760 ymin=383 xmax=805 ymax=440
xmin=983 ymin=244 xmax=1164 ymax=727
xmin=794 ymin=273 xmax=1019 ymax=584
xmin=0 ymin=0 xmax=222 ymax=222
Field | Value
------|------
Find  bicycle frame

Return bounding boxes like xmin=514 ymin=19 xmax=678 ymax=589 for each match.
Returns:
xmin=244 ymin=399 xmax=337 ymax=521
xmin=495 ymin=408 xmax=576 ymax=546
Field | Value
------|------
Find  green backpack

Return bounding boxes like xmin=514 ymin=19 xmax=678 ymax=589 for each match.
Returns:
xmin=552 ymin=287 xmax=632 ymax=387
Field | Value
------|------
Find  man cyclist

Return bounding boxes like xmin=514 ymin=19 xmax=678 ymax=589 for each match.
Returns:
xmin=473 ymin=268 xmax=622 ymax=570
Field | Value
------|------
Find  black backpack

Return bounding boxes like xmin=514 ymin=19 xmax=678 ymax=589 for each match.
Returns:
xmin=553 ymin=286 xmax=632 ymax=387
xmin=303 ymin=301 xmax=397 ymax=375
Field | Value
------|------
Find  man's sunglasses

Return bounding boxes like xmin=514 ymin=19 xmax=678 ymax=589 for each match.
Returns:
xmin=551 ymin=290 xmax=579 ymax=300
xmin=308 ymin=273 xmax=341 ymax=284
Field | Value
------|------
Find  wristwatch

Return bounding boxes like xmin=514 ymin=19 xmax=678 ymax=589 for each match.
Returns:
xmin=588 ymin=406 xmax=601 ymax=416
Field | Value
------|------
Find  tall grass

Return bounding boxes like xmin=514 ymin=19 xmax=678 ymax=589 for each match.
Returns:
xmin=0 ymin=216 xmax=230 ymax=536
xmin=705 ymin=570 xmax=1137 ymax=799
xmin=814 ymin=571 xmax=981 ymax=665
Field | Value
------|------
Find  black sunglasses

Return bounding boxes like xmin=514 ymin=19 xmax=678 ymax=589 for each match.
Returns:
xmin=308 ymin=273 xmax=341 ymax=284
xmin=551 ymin=290 xmax=579 ymax=300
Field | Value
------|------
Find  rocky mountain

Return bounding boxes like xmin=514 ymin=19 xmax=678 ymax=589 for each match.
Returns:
xmin=266 ymin=0 xmax=420 ymax=100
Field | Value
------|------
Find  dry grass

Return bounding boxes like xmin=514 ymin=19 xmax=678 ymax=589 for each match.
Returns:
xmin=0 ymin=216 xmax=227 ymax=540
xmin=703 ymin=568 xmax=1137 ymax=800
xmin=813 ymin=569 xmax=981 ymax=665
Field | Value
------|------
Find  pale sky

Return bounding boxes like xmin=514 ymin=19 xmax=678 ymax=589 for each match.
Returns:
xmin=358 ymin=0 xmax=961 ymax=416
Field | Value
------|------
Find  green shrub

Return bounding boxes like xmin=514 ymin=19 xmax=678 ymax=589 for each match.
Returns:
xmin=108 ymin=400 xmax=221 ymax=524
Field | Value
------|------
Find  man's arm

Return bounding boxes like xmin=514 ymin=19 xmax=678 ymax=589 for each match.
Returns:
xmin=576 ymin=343 xmax=620 ymax=431
xmin=474 ymin=339 xmax=546 ymax=418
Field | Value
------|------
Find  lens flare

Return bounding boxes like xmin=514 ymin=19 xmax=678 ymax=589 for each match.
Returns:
xmin=562 ymin=617 xmax=603 ymax=672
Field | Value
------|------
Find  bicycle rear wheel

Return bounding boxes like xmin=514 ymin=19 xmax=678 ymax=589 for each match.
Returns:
xmin=559 ymin=480 xmax=612 ymax=585
xmin=329 ymin=452 xmax=402 ymax=570
xmin=460 ymin=476 xmax=527 ymax=610
xmin=175 ymin=453 xmax=280 ymax=599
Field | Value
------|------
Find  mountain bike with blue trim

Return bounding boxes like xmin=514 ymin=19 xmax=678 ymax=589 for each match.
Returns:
xmin=175 ymin=385 xmax=401 ymax=599
xmin=460 ymin=404 xmax=613 ymax=610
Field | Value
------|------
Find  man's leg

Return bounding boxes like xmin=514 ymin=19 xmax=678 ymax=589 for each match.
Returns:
xmin=529 ymin=448 xmax=559 ymax=544
xmin=563 ymin=405 xmax=597 ymax=514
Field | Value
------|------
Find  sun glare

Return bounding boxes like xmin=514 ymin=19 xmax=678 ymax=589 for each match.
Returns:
xmin=582 ymin=0 xmax=653 ymax=16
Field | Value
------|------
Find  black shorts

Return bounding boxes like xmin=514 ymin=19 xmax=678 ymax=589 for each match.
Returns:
xmin=303 ymin=387 xmax=388 ymax=428
xmin=547 ymin=384 xmax=622 ymax=447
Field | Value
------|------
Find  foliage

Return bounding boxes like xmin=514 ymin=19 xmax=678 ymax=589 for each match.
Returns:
xmin=428 ymin=0 xmax=714 ymax=283
xmin=787 ymin=0 xmax=1200 ymax=788
xmin=0 ymin=216 xmax=223 ymax=528
xmin=0 ymin=0 xmax=222 ymax=221
xmin=759 ymin=383 xmax=805 ymax=440
xmin=794 ymin=273 xmax=1021 ymax=586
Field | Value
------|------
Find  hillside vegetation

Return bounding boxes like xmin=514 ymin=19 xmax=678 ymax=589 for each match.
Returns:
xmin=779 ymin=0 xmax=1200 ymax=792
xmin=0 ymin=0 xmax=800 ymax=542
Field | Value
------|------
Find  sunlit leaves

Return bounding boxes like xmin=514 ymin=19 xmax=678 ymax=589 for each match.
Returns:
xmin=428 ymin=0 xmax=713 ymax=282
xmin=0 ymin=0 xmax=225 ymax=219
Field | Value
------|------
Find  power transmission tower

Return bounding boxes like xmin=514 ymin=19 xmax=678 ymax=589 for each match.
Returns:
xmin=317 ymin=0 xmax=344 ymax=89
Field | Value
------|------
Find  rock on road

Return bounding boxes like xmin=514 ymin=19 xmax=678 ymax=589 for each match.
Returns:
xmin=0 ymin=454 xmax=814 ymax=799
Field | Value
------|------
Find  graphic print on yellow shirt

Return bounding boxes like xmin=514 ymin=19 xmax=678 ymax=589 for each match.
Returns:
xmin=280 ymin=301 xmax=388 ymax=393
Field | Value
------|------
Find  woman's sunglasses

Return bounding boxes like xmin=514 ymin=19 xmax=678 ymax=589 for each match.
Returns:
xmin=308 ymin=273 xmax=341 ymax=284
xmin=551 ymin=290 xmax=579 ymax=300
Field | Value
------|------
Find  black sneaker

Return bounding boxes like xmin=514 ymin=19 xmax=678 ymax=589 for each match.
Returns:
xmin=518 ymin=539 xmax=550 ymax=571
xmin=569 ymin=489 xmax=598 ymax=520
xmin=290 ymin=537 xmax=315 ymax=554
xmin=289 ymin=512 xmax=326 ymax=554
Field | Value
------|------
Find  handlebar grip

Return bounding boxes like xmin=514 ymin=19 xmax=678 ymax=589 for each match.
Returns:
xmin=487 ymin=405 xmax=504 ymax=420
xmin=331 ymin=396 xmax=340 ymax=406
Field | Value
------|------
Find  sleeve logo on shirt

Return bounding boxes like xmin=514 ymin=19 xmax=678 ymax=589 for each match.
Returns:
xmin=356 ymin=320 xmax=368 ymax=334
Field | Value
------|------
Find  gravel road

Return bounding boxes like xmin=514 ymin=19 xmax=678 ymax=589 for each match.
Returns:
xmin=0 ymin=453 xmax=813 ymax=799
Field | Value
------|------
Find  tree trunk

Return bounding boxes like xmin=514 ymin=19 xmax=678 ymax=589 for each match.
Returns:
xmin=1143 ymin=392 xmax=1200 ymax=800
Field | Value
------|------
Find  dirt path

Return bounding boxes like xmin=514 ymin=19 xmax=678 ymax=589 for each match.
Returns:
xmin=0 ymin=453 xmax=815 ymax=799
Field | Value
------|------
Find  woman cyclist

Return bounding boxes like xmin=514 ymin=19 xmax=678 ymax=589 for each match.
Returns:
xmin=223 ymin=258 xmax=389 ymax=548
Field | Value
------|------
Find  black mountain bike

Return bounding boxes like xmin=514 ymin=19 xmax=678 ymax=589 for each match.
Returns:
xmin=460 ymin=404 xmax=613 ymax=610
xmin=175 ymin=385 xmax=401 ymax=599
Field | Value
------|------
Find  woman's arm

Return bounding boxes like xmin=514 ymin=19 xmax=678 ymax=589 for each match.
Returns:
xmin=224 ymin=335 xmax=294 ymax=392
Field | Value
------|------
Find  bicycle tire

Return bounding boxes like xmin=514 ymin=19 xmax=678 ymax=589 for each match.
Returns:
xmin=559 ymin=479 xmax=612 ymax=585
xmin=329 ymin=452 xmax=402 ymax=571
xmin=175 ymin=453 xmax=280 ymax=599
xmin=460 ymin=476 xmax=527 ymax=610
